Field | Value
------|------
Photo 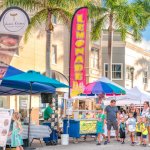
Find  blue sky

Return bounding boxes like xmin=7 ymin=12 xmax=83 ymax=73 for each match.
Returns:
xmin=142 ymin=24 xmax=150 ymax=41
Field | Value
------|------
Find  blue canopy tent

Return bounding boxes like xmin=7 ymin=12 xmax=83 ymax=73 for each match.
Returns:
xmin=0 ymin=66 xmax=55 ymax=95
xmin=3 ymin=70 xmax=69 ymax=144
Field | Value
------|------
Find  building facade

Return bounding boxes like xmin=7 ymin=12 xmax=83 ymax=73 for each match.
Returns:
xmin=102 ymin=31 xmax=150 ymax=91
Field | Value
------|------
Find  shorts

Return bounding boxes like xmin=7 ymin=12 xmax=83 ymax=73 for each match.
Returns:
xmin=107 ymin=120 xmax=118 ymax=130
xmin=142 ymin=134 xmax=147 ymax=139
xmin=96 ymin=125 xmax=104 ymax=134
xmin=120 ymin=131 xmax=126 ymax=139
xmin=136 ymin=132 xmax=142 ymax=137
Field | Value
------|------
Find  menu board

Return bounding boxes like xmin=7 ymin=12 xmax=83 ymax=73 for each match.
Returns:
xmin=80 ymin=120 xmax=97 ymax=134
xmin=0 ymin=109 xmax=13 ymax=147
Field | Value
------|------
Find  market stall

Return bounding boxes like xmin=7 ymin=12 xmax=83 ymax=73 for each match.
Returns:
xmin=63 ymin=77 xmax=126 ymax=140
xmin=63 ymin=100 xmax=116 ymax=139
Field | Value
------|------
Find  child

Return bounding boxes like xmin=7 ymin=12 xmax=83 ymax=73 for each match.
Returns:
xmin=96 ymin=107 xmax=107 ymax=145
xmin=126 ymin=112 xmax=136 ymax=146
xmin=119 ymin=117 xmax=126 ymax=144
xmin=11 ymin=112 xmax=24 ymax=150
xmin=141 ymin=117 xmax=148 ymax=147
xmin=136 ymin=116 xmax=142 ymax=145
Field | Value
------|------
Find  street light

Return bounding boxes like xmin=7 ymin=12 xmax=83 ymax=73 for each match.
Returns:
xmin=130 ymin=67 xmax=135 ymax=88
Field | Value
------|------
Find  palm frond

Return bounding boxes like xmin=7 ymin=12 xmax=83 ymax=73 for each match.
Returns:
xmin=91 ymin=15 xmax=107 ymax=41
xmin=52 ymin=8 xmax=72 ymax=28
xmin=24 ymin=8 xmax=48 ymax=43
xmin=87 ymin=2 xmax=108 ymax=18
xmin=4 ymin=0 xmax=43 ymax=10
xmin=132 ymin=26 xmax=142 ymax=41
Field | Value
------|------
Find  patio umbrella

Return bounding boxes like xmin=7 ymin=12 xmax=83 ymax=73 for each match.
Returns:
xmin=4 ymin=70 xmax=69 ymax=145
xmin=84 ymin=77 xmax=126 ymax=95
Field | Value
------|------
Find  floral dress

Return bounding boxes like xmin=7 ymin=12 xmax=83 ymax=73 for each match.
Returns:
xmin=11 ymin=121 xmax=23 ymax=147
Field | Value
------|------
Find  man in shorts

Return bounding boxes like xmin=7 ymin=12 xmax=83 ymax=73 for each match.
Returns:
xmin=105 ymin=99 xmax=119 ymax=143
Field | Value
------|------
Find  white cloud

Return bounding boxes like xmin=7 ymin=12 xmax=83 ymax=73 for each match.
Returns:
xmin=136 ymin=39 xmax=150 ymax=51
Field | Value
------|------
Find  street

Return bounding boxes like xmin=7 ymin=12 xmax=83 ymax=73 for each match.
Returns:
xmin=34 ymin=138 xmax=150 ymax=150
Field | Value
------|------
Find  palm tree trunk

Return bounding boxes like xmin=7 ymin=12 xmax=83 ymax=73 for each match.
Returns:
xmin=108 ymin=14 xmax=113 ymax=81
xmin=46 ymin=10 xmax=52 ymax=77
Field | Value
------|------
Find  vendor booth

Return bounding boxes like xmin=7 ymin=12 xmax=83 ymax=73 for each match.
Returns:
xmin=63 ymin=97 xmax=116 ymax=139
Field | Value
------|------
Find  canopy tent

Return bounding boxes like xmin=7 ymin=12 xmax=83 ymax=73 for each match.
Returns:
xmin=105 ymin=86 xmax=150 ymax=106
xmin=0 ymin=66 xmax=55 ymax=95
xmin=3 ymin=70 xmax=69 ymax=145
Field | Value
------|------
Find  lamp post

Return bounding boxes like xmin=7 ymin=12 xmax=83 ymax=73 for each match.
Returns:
xmin=130 ymin=67 xmax=135 ymax=88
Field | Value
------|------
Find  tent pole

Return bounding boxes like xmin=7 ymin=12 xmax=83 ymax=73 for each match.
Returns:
xmin=28 ymin=82 xmax=33 ymax=146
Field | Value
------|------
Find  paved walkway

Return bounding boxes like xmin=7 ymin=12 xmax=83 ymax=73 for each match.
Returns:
xmin=33 ymin=138 xmax=150 ymax=150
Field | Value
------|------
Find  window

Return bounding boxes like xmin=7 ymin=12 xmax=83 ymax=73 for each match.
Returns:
xmin=143 ymin=71 xmax=148 ymax=84
xmin=52 ymin=15 xmax=57 ymax=24
xmin=104 ymin=63 xmax=123 ymax=80
xmin=52 ymin=45 xmax=57 ymax=64
xmin=91 ymin=47 xmax=99 ymax=69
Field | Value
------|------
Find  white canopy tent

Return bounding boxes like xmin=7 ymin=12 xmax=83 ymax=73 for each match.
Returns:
xmin=104 ymin=86 xmax=150 ymax=106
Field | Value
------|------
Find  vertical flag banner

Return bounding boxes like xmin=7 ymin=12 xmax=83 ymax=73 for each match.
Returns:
xmin=69 ymin=7 xmax=88 ymax=97
xmin=0 ymin=7 xmax=29 ymax=79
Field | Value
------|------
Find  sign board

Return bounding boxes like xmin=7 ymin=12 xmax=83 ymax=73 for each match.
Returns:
xmin=66 ymin=99 xmax=73 ymax=115
xmin=0 ymin=109 xmax=13 ymax=147
xmin=69 ymin=7 xmax=88 ymax=97
xmin=80 ymin=120 xmax=97 ymax=134
xmin=0 ymin=7 xmax=29 ymax=79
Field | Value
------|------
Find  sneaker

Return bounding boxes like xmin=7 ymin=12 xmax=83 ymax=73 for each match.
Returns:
xmin=97 ymin=143 xmax=101 ymax=145
xmin=143 ymin=144 xmax=147 ymax=147
xmin=131 ymin=142 xmax=135 ymax=146
xmin=107 ymin=140 xmax=110 ymax=143
xmin=148 ymin=144 xmax=150 ymax=147
xmin=104 ymin=141 xmax=108 ymax=145
xmin=121 ymin=141 xmax=125 ymax=144
xmin=136 ymin=142 xmax=140 ymax=146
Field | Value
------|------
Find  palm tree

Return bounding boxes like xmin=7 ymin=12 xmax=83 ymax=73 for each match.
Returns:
xmin=88 ymin=0 xmax=149 ymax=80
xmin=4 ymin=0 xmax=86 ymax=77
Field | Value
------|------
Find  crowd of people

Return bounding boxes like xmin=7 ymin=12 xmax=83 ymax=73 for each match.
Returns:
xmin=8 ymin=99 xmax=150 ymax=149
xmin=96 ymin=100 xmax=150 ymax=147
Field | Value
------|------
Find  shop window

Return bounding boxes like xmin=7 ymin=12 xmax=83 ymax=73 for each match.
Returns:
xmin=104 ymin=63 xmax=123 ymax=80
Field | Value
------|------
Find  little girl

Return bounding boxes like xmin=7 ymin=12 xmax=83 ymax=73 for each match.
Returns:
xmin=11 ymin=112 xmax=24 ymax=150
xmin=126 ymin=112 xmax=136 ymax=146
xmin=119 ymin=117 xmax=126 ymax=144
xmin=96 ymin=107 xmax=107 ymax=145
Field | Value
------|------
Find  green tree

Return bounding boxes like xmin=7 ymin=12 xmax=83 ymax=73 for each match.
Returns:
xmin=88 ymin=0 xmax=149 ymax=80
xmin=4 ymin=0 xmax=85 ymax=77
